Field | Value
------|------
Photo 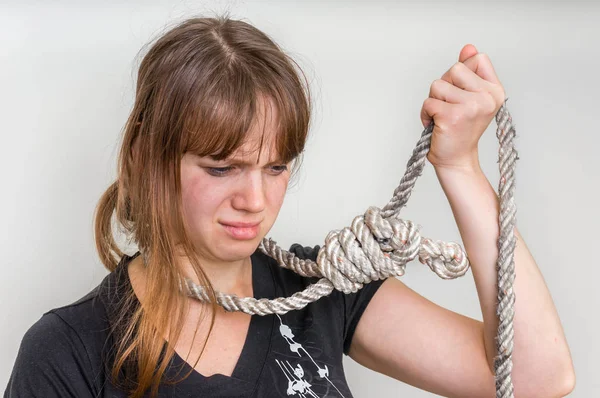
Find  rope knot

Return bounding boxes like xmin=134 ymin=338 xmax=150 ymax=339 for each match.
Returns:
xmin=306 ymin=206 xmax=470 ymax=295
xmin=418 ymin=238 xmax=469 ymax=279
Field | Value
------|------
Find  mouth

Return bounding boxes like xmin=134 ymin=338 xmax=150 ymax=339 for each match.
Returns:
xmin=219 ymin=221 xmax=261 ymax=240
xmin=220 ymin=221 xmax=261 ymax=228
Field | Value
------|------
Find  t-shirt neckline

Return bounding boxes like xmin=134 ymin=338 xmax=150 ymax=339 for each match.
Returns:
xmin=116 ymin=248 xmax=276 ymax=388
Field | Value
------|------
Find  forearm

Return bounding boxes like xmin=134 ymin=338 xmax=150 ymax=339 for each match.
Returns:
xmin=433 ymin=164 xmax=575 ymax=395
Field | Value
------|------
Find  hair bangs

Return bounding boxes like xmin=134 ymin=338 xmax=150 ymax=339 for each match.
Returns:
xmin=183 ymin=67 xmax=256 ymax=160
xmin=182 ymin=58 xmax=309 ymax=166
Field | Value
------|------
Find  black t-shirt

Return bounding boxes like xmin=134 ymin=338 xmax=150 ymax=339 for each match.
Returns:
xmin=4 ymin=244 xmax=386 ymax=398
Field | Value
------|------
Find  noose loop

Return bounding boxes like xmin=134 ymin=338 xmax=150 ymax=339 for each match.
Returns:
xmin=184 ymin=206 xmax=470 ymax=314
xmin=172 ymin=98 xmax=516 ymax=397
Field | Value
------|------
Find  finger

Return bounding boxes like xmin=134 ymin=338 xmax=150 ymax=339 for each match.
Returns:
xmin=429 ymin=79 xmax=472 ymax=104
xmin=461 ymin=53 xmax=501 ymax=84
xmin=420 ymin=97 xmax=455 ymax=128
xmin=459 ymin=44 xmax=478 ymax=63
xmin=440 ymin=61 xmax=487 ymax=92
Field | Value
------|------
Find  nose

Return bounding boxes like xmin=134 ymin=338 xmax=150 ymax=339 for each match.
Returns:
xmin=231 ymin=171 xmax=266 ymax=213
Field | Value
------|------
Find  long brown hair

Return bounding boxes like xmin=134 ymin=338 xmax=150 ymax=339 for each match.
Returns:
xmin=93 ymin=13 xmax=312 ymax=397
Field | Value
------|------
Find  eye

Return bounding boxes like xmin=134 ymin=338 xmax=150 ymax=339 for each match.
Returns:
xmin=205 ymin=166 xmax=233 ymax=176
xmin=269 ymin=165 xmax=288 ymax=174
xmin=204 ymin=164 xmax=288 ymax=177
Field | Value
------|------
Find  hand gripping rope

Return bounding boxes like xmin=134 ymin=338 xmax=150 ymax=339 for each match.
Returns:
xmin=184 ymin=99 xmax=518 ymax=397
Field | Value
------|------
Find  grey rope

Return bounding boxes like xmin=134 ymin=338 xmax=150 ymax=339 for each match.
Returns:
xmin=143 ymin=98 xmax=517 ymax=397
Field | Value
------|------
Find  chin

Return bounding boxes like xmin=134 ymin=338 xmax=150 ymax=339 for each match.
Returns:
xmin=216 ymin=240 xmax=261 ymax=259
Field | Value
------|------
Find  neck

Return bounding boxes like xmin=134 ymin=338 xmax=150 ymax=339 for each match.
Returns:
xmin=138 ymin=250 xmax=254 ymax=298
xmin=183 ymin=255 xmax=253 ymax=297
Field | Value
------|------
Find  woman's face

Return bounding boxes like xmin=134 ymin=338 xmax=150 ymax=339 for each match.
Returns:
xmin=179 ymin=104 xmax=291 ymax=264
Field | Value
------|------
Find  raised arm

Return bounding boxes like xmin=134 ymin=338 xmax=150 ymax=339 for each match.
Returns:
xmin=345 ymin=45 xmax=575 ymax=398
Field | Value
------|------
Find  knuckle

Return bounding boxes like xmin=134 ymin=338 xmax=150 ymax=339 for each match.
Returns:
xmin=453 ymin=61 xmax=463 ymax=70
xmin=450 ymin=62 xmax=462 ymax=76
xmin=497 ymin=86 xmax=507 ymax=103
xmin=430 ymin=79 xmax=445 ymax=95
xmin=481 ymin=92 xmax=497 ymax=114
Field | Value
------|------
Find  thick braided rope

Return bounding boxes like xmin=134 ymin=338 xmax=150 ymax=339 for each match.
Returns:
xmin=178 ymin=99 xmax=517 ymax=397
xmin=494 ymin=100 xmax=517 ymax=397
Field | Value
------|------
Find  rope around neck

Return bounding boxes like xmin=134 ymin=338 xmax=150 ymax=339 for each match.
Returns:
xmin=142 ymin=98 xmax=517 ymax=397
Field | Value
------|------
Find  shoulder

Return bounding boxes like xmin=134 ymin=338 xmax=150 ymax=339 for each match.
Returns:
xmin=260 ymin=242 xmax=386 ymax=354
xmin=48 ymin=282 xmax=111 ymax=341
xmin=16 ymin=309 xmax=94 ymax=366
xmin=288 ymin=243 xmax=321 ymax=261
xmin=45 ymin=253 xmax=136 ymax=342
xmin=5 ymin=308 xmax=101 ymax=397
xmin=285 ymin=242 xmax=387 ymax=355
xmin=26 ymin=280 xmax=110 ymax=358
xmin=4 ymin=272 xmax=120 ymax=397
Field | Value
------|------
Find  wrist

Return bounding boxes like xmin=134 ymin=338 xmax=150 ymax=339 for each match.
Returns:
xmin=432 ymin=160 xmax=489 ymax=201
xmin=432 ymin=160 xmax=483 ymax=177
xmin=428 ymin=149 xmax=482 ymax=174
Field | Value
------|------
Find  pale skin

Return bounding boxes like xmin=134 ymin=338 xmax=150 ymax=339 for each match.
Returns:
xmin=349 ymin=45 xmax=575 ymax=397
xmin=129 ymin=97 xmax=293 ymax=377
xmin=128 ymin=44 xmax=576 ymax=396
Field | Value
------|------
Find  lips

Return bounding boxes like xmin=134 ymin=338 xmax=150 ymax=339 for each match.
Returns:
xmin=220 ymin=221 xmax=261 ymax=240
xmin=220 ymin=221 xmax=261 ymax=228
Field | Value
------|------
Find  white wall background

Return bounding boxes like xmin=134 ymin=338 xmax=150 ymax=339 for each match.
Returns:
xmin=1 ymin=0 xmax=598 ymax=396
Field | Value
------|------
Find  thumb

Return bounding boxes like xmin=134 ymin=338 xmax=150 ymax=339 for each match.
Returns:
xmin=459 ymin=44 xmax=478 ymax=63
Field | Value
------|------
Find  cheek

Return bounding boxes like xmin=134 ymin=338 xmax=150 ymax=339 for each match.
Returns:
xmin=267 ymin=178 xmax=289 ymax=208
xmin=181 ymin=175 xmax=224 ymax=223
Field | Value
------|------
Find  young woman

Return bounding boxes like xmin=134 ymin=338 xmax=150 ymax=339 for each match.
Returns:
xmin=5 ymin=15 xmax=574 ymax=398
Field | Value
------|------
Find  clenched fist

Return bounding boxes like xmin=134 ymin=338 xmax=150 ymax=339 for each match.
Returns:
xmin=421 ymin=44 xmax=506 ymax=170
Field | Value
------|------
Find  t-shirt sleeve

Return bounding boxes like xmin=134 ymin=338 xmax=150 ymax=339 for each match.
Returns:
xmin=4 ymin=312 xmax=97 ymax=398
xmin=287 ymin=243 xmax=387 ymax=356
xmin=341 ymin=275 xmax=386 ymax=355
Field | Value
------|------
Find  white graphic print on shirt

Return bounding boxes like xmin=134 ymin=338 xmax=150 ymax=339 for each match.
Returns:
xmin=274 ymin=314 xmax=346 ymax=397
